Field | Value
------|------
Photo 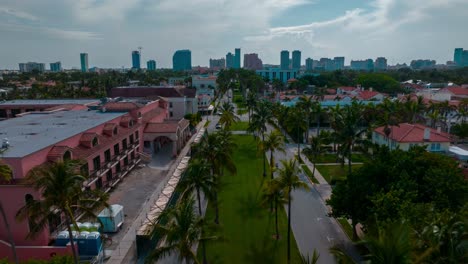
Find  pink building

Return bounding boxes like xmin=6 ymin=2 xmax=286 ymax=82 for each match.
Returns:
xmin=0 ymin=98 xmax=191 ymax=262
xmin=243 ymin=53 xmax=263 ymax=70
xmin=0 ymin=99 xmax=99 ymax=119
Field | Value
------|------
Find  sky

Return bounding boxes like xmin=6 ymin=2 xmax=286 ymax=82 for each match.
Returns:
xmin=0 ymin=0 xmax=467 ymax=70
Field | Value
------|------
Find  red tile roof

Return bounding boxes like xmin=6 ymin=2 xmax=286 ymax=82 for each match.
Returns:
xmin=443 ymin=87 xmax=468 ymax=96
xmin=47 ymin=146 xmax=71 ymax=162
xmin=104 ymin=102 xmax=143 ymax=111
xmin=358 ymin=90 xmax=381 ymax=100
xmin=80 ymin=133 xmax=98 ymax=143
xmin=374 ymin=123 xmax=451 ymax=143
xmin=144 ymin=119 xmax=190 ymax=133
xmin=338 ymin=86 xmax=357 ymax=92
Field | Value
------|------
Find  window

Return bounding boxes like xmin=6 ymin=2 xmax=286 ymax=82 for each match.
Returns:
xmin=114 ymin=143 xmax=119 ymax=155
xmin=96 ymin=178 xmax=103 ymax=189
xmin=135 ymin=131 xmax=139 ymax=141
xmin=169 ymin=102 xmax=173 ymax=108
xmin=431 ymin=143 xmax=441 ymax=151
xmin=92 ymin=137 xmax=98 ymax=147
xmin=138 ymin=112 xmax=142 ymax=118
xmin=106 ymin=170 xmax=113 ymax=181
xmin=124 ymin=157 xmax=129 ymax=166
xmin=170 ymin=111 xmax=173 ymax=117
xmin=80 ymin=164 xmax=89 ymax=176
xmin=130 ymin=134 xmax=134 ymax=144
xmin=129 ymin=120 xmax=134 ymax=127
xmin=113 ymin=127 xmax=118 ymax=135
xmin=93 ymin=156 xmax=101 ymax=170
xmin=104 ymin=149 xmax=111 ymax=162
xmin=25 ymin=194 xmax=35 ymax=231
xmin=123 ymin=139 xmax=128 ymax=149
xmin=63 ymin=150 xmax=72 ymax=161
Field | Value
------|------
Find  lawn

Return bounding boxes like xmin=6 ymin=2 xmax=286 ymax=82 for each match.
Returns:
xmin=200 ymin=135 xmax=302 ymax=264
xmin=337 ymin=218 xmax=357 ymax=241
xmin=308 ymin=153 xmax=340 ymax=164
xmin=301 ymin=165 xmax=319 ymax=184
xmin=315 ymin=164 xmax=363 ymax=184
xmin=229 ymin=121 xmax=249 ymax=131
xmin=350 ymin=153 xmax=367 ymax=163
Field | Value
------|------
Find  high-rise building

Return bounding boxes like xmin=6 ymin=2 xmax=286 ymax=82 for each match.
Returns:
xmin=291 ymin=50 xmax=301 ymax=70
xmin=209 ymin=58 xmax=225 ymax=70
xmin=243 ymin=53 xmax=263 ymax=70
xmin=50 ymin=61 xmax=62 ymax=72
xmin=374 ymin=57 xmax=388 ymax=70
xmin=147 ymin=60 xmax=156 ymax=71
xmin=463 ymin=50 xmax=468 ymax=67
xmin=132 ymin=50 xmax=141 ymax=69
xmin=280 ymin=50 xmax=290 ymax=70
xmin=226 ymin=52 xmax=235 ymax=69
xmin=234 ymin=48 xmax=241 ymax=69
xmin=80 ymin=53 xmax=89 ymax=72
xmin=454 ymin=48 xmax=464 ymax=66
xmin=410 ymin=59 xmax=436 ymax=69
xmin=351 ymin=59 xmax=374 ymax=71
xmin=19 ymin=62 xmax=45 ymax=73
xmin=173 ymin=50 xmax=192 ymax=71
xmin=333 ymin=57 xmax=345 ymax=70
xmin=305 ymin=58 xmax=313 ymax=71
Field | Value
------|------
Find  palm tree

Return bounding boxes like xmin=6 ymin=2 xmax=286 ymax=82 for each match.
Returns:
xmin=146 ymin=198 xmax=215 ymax=264
xmin=218 ymin=101 xmax=240 ymax=129
xmin=245 ymin=91 xmax=257 ymax=124
xmin=312 ymin=102 xmax=323 ymax=137
xmin=302 ymin=135 xmax=325 ymax=178
xmin=248 ymin=101 xmax=273 ymax=177
xmin=276 ymin=159 xmax=308 ymax=264
xmin=261 ymin=179 xmax=287 ymax=240
xmin=177 ymin=159 xmax=215 ymax=264
xmin=0 ymin=160 xmax=19 ymax=264
xmin=297 ymin=96 xmax=315 ymax=143
xmin=285 ymin=106 xmax=307 ymax=160
xmin=16 ymin=161 xmax=109 ymax=264
xmin=260 ymin=130 xmax=286 ymax=179
xmin=300 ymin=249 xmax=320 ymax=264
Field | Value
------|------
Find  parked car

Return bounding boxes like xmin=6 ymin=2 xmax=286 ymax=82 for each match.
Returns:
xmin=215 ymin=123 xmax=222 ymax=129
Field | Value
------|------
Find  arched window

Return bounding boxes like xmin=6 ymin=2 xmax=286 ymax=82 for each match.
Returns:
xmin=63 ymin=150 xmax=71 ymax=161
xmin=92 ymin=137 xmax=98 ymax=147
xmin=25 ymin=194 xmax=35 ymax=231
xmin=113 ymin=127 xmax=118 ymax=135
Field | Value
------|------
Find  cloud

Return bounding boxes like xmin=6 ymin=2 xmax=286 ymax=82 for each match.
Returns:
xmin=0 ymin=23 xmax=101 ymax=41
xmin=0 ymin=6 xmax=38 ymax=21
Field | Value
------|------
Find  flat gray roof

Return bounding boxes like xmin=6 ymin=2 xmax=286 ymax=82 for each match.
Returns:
xmin=0 ymin=99 xmax=99 ymax=106
xmin=0 ymin=110 xmax=125 ymax=158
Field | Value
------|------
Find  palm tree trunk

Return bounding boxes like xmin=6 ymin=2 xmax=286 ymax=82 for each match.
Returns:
xmin=214 ymin=191 xmax=220 ymax=225
xmin=262 ymin=132 xmax=266 ymax=177
xmin=297 ymin=130 xmax=300 ymax=160
xmin=348 ymin=145 xmax=352 ymax=176
xmin=275 ymin=196 xmax=279 ymax=240
xmin=0 ymin=202 xmax=19 ymax=264
xmin=317 ymin=116 xmax=321 ymax=137
xmin=287 ymin=187 xmax=292 ymax=264
xmin=196 ymin=188 xmax=208 ymax=264
xmin=65 ymin=217 xmax=79 ymax=264
xmin=270 ymin=151 xmax=274 ymax=180
xmin=351 ymin=218 xmax=358 ymax=241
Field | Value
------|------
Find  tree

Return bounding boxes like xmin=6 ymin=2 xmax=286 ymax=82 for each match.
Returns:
xmin=297 ymin=96 xmax=315 ymax=143
xmin=218 ymin=101 xmax=240 ymax=129
xmin=248 ymin=101 xmax=273 ymax=177
xmin=16 ymin=161 xmax=109 ymax=264
xmin=285 ymin=106 xmax=307 ymax=159
xmin=302 ymin=134 xmax=325 ymax=178
xmin=276 ymin=159 xmax=308 ymax=264
xmin=177 ymin=159 xmax=216 ymax=263
xmin=0 ymin=161 xmax=19 ymax=264
xmin=261 ymin=179 xmax=287 ymax=240
xmin=146 ymin=198 xmax=215 ymax=264
xmin=245 ymin=91 xmax=257 ymax=124
xmin=300 ymin=249 xmax=320 ymax=264
xmin=260 ymin=130 xmax=286 ymax=179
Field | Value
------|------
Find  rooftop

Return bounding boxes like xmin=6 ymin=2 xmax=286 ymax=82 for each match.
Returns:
xmin=374 ymin=123 xmax=451 ymax=143
xmin=0 ymin=110 xmax=125 ymax=158
xmin=0 ymin=99 xmax=99 ymax=106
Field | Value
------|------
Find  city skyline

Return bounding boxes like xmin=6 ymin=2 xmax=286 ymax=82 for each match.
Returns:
xmin=0 ymin=0 xmax=467 ymax=69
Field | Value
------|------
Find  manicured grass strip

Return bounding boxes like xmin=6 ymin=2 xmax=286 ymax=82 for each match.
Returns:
xmin=303 ymin=153 xmax=340 ymax=164
xmin=301 ymin=165 xmax=319 ymax=184
xmin=204 ymin=120 xmax=211 ymax=128
xmin=350 ymin=153 xmax=366 ymax=163
xmin=200 ymin=135 xmax=302 ymax=264
xmin=315 ymin=164 xmax=362 ymax=184
xmin=229 ymin=121 xmax=249 ymax=131
xmin=337 ymin=218 xmax=357 ymax=242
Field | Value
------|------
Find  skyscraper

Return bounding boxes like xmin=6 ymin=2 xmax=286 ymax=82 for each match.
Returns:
xmin=305 ymin=58 xmax=313 ymax=71
xmin=173 ymin=50 xmax=192 ymax=71
xmin=209 ymin=58 xmax=226 ymax=70
xmin=351 ymin=59 xmax=374 ymax=71
xmin=243 ymin=53 xmax=263 ymax=70
xmin=147 ymin=60 xmax=156 ymax=71
xmin=234 ymin=48 xmax=241 ymax=69
xmin=333 ymin=57 xmax=345 ymax=70
xmin=374 ymin=57 xmax=388 ymax=70
xmin=226 ymin=52 xmax=235 ymax=69
xmin=80 ymin=53 xmax=88 ymax=72
xmin=280 ymin=50 xmax=290 ymax=70
xmin=50 ymin=61 xmax=62 ymax=72
xmin=132 ymin=50 xmax=141 ymax=69
xmin=454 ymin=48 xmax=464 ymax=66
xmin=19 ymin=62 xmax=45 ymax=73
xmin=292 ymin=50 xmax=301 ymax=70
